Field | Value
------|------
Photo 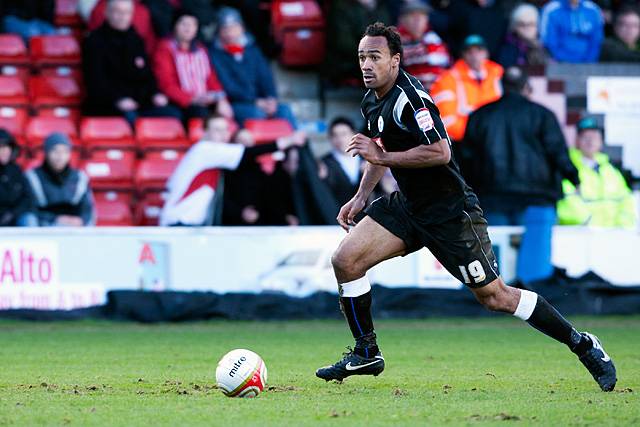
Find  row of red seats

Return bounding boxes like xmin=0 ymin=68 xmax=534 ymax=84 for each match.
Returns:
xmin=0 ymin=34 xmax=81 ymax=68
xmin=0 ymin=75 xmax=83 ymax=109
xmin=94 ymin=189 xmax=165 ymax=226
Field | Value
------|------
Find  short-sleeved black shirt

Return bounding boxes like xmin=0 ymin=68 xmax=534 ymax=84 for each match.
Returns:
xmin=361 ymin=70 xmax=479 ymax=223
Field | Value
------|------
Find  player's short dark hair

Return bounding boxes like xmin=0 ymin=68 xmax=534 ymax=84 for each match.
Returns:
xmin=329 ymin=117 xmax=355 ymax=134
xmin=362 ymin=22 xmax=403 ymax=58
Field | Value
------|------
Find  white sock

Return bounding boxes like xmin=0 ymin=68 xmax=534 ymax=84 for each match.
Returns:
xmin=513 ymin=289 xmax=538 ymax=321
xmin=338 ymin=276 xmax=371 ymax=298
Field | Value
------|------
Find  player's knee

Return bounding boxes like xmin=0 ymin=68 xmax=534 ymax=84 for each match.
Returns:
xmin=476 ymin=290 xmax=513 ymax=313
xmin=331 ymin=249 xmax=363 ymax=279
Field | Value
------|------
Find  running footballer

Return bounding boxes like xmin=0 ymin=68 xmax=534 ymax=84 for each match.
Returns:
xmin=315 ymin=23 xmax=617 ymax=392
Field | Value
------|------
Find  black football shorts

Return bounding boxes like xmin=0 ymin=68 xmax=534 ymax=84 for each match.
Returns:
xmin=365 ymin=192 xmax=500 ymax=288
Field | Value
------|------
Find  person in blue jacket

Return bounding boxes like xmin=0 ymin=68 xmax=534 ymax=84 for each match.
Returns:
xmin=209 ymin=7 xmax=297 ymax=128
xmin=540 ymin=0 xmax=604 ymax=63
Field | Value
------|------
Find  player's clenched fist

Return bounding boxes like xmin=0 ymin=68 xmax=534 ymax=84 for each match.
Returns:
xmin=336 ymin=195 xmax=366 ymax=231
xmin=346 ymin=133 xmax=385 ymax=165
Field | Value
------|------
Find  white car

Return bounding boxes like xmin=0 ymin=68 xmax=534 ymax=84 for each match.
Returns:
xmin=259 ymin=249 xmax=337 ymax=297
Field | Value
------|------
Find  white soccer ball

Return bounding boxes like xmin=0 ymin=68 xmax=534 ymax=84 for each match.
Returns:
xmin=215 ymin=349 xmax=268 ymax=398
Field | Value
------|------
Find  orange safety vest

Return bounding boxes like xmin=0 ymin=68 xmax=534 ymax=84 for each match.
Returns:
xmin=430 ymin=59 xmax=504 ymax=141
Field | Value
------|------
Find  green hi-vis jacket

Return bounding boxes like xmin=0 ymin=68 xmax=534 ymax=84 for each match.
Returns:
xmin=557 ymin=148 xmax=637 ymax=229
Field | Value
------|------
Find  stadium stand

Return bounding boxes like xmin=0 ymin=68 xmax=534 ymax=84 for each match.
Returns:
xmin=29 ymin=35 xmax=82 ymax=67
xmin=135 ymin=117 xmax=189 ymax=151
xmin=29 ymin=75 xmax=83 ymax=109
xmin=82 ymin=149 xmax=136 ymax=190
xmin=271 ymin=0 xmax=326 ymax=67
xmin=244 ymin=118 xmax=294 ymax=143
xmin=93 ymin=190 xmax=134 ymax=226
xmin=80 ymin=117 xmax=135 ymax=151
xmin=25 ymin=116 xmax=78 ymax=149
xmin=0 ymin=75 xmax=28 ymax=106
xmin=0 ymin=34 xmax=29 ymax=65
xmin=134 ymin=149 xmax=184 ymax=192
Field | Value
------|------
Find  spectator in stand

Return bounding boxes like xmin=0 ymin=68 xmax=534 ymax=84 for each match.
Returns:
xmin=431 ymin=35 xmax=503 ymax=143
xmin=541 ymin=0 xmax=604 ymax=63
xmin=0 ymin=130 xmax=37 ymax=227
xmin=398 ymin=1 xmax=451 ymax=89
xmin=160 ymin=114 xmax=305 ymax=226
xmin=83 ymin=0 xmax=180 ymax=126
xmin=143 ymin=0 xmax=216 ymax=41
xmin=25 ymin=133 xmax=95 ymax=227
xmin=210 ymin=7 xmax=297 ymax=127
xmin=86 ymin=0 xmax=156 ymax=55
xmin=324 ymin=0 xmax=391 ymax=84
xmin=318 ymin=117 xmax=363 ymax=209
xmin=600 ymin=5 xmax=640 ymax=62
xmin=222 ymin=129 xmax=301 ymax=226
xmin=445 ymin=0 xmax=508 ymax=58
xmin=558 ymin=117 xmax=637 ymax=228
xmin=498 ymin=3 xmax=549 ymax=68
xmin=154 ymin=9 xmax=234 ymax=124
xmin=465 ymin=67 xmax=580 ymax=283
xmin=0 ymin=0 xmax=56 ymax=41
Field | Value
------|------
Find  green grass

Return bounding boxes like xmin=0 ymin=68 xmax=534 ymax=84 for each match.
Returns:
xmin=0 ymin=317 xmax=639 ymax=426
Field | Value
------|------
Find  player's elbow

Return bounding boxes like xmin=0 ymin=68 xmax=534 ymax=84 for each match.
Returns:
xmin=436 ymin=141 xmax=451 ymax=165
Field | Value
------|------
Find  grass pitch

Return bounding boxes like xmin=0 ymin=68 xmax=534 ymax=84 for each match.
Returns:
xmin=0 ymin=317 xmax=638 ymax=426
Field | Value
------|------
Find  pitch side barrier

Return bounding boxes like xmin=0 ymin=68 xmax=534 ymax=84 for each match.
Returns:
xmin=0 ymin=226 xmax=639 ymax=320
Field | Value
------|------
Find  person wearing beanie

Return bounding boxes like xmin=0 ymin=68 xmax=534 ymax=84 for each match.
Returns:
xmin=25 ymin=133 xmax=95 ymax=227
xmin=0 ymin=129 xmax=37 ymax=227
xmin=209 ymin=7 xmax=297 ymax=127
xmin=153 ymin=8 xmax=233 ymax=123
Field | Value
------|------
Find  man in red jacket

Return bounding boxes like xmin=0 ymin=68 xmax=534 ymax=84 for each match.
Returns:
xmin=154 ymin=9 xmax=234 ymax=123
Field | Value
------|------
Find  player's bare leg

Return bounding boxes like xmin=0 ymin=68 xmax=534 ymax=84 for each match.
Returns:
xmin=316 ymin=216 xmax=406 ymax=381
xmin=470 ymin=278 xmax=617 ymax=391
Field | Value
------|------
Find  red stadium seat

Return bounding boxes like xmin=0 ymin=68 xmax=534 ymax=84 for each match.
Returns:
xmin=244 ymin=119 xmax=294 ymax=143
xmin=55 ymin=0 xmax=83 ymax=27
xmin=271 ymin=1 xmax=326 ymax=66
xmin=187 ymin=117 xmax=239 ymax=143
xmin=30 ymin=35 xmax=82 ymax=67
xmin=25 ymin=116 xmax=79 ymax=149
xmin=134 ymin=191 xmax=167 ymax=226
xmin=1 ymin=65 xmax=30 ymax=85
xmin=30 ymin=75 xmax=83 ymax=108
xmin=0 ymin=107 xmax=28 ymax=141
xmin=94 ymin=191 xmax=134 ymax=226
xmin=35 ymin=107 xmax=82 ymax=125
xmin=0 ymin=75 xmax=28 ymax=106
xmin=82 ymin=149 xmax=136 ymax=190
xmin=81 ymin=117 xmax=135 ymax=150
xmin=135 ymin=149 xmax=183 ymax=192
xmin=136 ymin=117 xmax=189 ymax=150
xmin=0 ymin=34 xmax=29 ymax=65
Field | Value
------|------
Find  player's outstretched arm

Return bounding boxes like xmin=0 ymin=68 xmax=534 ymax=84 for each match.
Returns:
xmin=336 ymin=162 xmax=386 ymax=231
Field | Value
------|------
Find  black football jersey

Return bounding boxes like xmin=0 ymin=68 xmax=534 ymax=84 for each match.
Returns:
xmin=360 ymin=70 xmax=478 ymax=221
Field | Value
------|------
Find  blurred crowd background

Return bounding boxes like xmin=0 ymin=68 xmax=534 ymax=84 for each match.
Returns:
xmin=0 ymin=0 xmax=638 ymax=232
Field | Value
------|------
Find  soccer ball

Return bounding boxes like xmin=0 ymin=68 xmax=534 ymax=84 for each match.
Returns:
xmin=215 ymin=349 xmax=268 ymax=398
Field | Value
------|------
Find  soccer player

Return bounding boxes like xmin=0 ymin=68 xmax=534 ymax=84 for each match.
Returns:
xmin=315 ymin=22 xmax=617 ymax=392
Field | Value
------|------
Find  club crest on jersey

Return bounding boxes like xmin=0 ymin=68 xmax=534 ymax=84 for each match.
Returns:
xmin=414 ymin=108 xmax=434 ymax=132
xmin=377 ymin=116 xmax=384 ymax=132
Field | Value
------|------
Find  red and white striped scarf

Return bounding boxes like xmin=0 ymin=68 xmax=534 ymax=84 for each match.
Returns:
xmin=170 ymin=40 xmax=212 ymax=97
